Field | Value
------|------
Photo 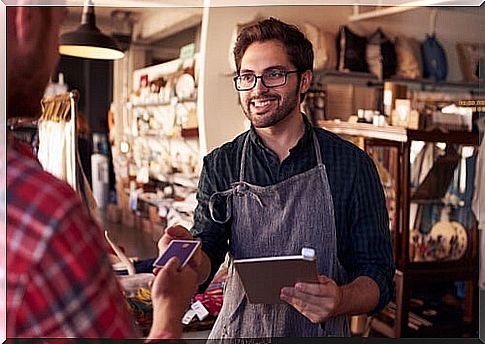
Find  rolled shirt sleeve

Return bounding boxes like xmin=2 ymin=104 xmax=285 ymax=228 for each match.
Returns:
xmin=192 ymin=155 xmax=231 ymax=293
xmin=348 ymin=153 xmax=395 ymax=314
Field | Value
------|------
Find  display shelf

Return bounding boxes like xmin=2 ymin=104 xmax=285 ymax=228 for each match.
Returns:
xmin=313 ymin=70 xmax=378 ymax=80
xmin=129 ymin=97 xmax=197 ymax=108
xmin=317 ymin=120 xmax=479 ymax=338
xmin=372 ymin=305 xmax=474 ymax=338
xmin=312 ymin=70 xmax=483 ymax=94
xmin=388 ymin=76 xmax=484 ymax=93
xmin=317 ymin=120 xmax=407 ymax=142
xmin=137 ymin=128 xmax=198 ymax=139
xmin=317 ymin=120 xmax=479 ymax=145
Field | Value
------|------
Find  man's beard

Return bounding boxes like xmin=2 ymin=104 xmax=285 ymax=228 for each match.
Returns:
xmin=242 ymin=86 xmax=300 ymax=129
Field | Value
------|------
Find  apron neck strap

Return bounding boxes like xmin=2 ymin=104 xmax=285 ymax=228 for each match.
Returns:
xmin=312 ymin=130 xmax=323 ymax=166
xmin=240 ymin=132 xmax=250 ymax=182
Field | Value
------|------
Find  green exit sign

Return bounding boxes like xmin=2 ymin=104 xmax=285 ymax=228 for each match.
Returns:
xmin=180 ymin=43 xmax=195 ymax=61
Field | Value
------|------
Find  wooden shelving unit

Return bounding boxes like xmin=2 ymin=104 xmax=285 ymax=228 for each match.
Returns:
xmin=317 ymin=120 xmax=480 ymax=338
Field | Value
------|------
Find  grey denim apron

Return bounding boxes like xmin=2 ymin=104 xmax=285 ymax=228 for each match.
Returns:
xmin=207 ymin=130 xmax=350 ymax=340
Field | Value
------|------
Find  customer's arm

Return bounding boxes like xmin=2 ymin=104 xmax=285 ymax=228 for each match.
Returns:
xmin=147 ymin=257 xmax=199 ymax=339
xmin=20 ymin=194 xmax=139 ymax=338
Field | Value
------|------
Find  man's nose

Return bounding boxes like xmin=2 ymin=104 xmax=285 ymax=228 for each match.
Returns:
xmin=253 ymin=76 xmax=269 ymax=92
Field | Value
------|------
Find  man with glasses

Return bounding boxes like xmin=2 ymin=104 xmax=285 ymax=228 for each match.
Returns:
xmin=159 ymin=17 xmax=394 ymax=339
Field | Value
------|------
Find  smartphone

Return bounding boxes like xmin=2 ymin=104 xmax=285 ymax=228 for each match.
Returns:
xmin=153 ymin=240 xmax=200 ymax=269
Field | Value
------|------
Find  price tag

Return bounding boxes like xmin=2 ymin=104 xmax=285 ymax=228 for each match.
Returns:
xmin=182 ymin=309 xmax=197 ymax=325
xmin=191 ymin=300 xmax=209 ymax=321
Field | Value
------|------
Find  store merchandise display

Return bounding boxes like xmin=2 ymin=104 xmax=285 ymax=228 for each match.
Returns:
xmin=337 ymin=25 xmax=369 ymax=73
xmin=456 ymin=42 xmax=485 ymax=82
xmin=421 ymin=34 xmax=448 ymax=81
xmin=366 ymin=28 xmax=397 ymax=80
xmin=395 ymin=35 xmax=423 ymax=79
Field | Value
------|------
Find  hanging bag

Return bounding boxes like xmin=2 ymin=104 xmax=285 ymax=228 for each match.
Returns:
xmin=421 ymin=10 xmax=447 ymax=81
xmin=421 ymin=34 xmax=448 ymax=81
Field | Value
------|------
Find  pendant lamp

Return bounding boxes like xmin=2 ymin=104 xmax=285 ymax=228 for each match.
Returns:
xmin=59 ymin=0 xmax=124 ymax=60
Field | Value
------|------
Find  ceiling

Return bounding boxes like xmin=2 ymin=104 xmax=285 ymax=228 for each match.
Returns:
xmin=63 ymin=5 xmax=203 ymax=44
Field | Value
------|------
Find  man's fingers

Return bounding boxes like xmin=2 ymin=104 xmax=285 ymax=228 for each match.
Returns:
xmin=281 ymin=287 xmax=328 ymax=305
xmin=165 ymin=225 xmax=192 ymax=239
xmin=280 ymin=285 xmax=338 ymax=324
xmin=294 ymin=281 xmax=335 ymax=297
xmin=317 ymin=275 xmax=333 ymax=284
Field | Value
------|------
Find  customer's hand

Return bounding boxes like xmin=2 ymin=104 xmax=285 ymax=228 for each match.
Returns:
xmin=280 ymin=275 xmax=343 ymax=324
xmin=158 ymin=225 xmax=193 ymax=255
xmin=157 ymin=225 xmax=204 ymax=273
xmin=148 ymin=257 xmax=198 ymax=339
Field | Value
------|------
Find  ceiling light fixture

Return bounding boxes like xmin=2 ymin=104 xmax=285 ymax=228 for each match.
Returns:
xmin=59 ymin=0 xmax=125 ymax=60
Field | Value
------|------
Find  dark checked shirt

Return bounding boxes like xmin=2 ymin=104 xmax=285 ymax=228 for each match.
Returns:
xmin=192 ymin=114 xmax=395 ymax=314
xmin=6 ymin=139 xmax=138 ymax=338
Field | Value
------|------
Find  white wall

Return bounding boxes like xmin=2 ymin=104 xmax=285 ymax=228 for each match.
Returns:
xmin=200 ymin=5 xmax=484 ymax=153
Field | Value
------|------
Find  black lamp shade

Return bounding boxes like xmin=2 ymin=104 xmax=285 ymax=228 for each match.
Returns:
xmin=59 ymin=6 xmax=124 ymax=60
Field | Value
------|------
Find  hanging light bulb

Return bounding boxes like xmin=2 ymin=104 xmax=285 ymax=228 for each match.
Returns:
xmin=59 ymin=0 xmax=124 ymax=60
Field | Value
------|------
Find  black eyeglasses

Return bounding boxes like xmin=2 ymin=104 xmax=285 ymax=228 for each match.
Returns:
xmin=233 ymin=70 xmax=299 ymax=91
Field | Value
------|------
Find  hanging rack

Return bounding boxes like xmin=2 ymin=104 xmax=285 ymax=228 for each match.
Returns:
xmin=39 ymin=90 xmax=80 ymax=190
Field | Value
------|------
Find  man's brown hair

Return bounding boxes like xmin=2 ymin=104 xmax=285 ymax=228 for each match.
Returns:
xmin=233 ymin=17 xmax=314 ymax=74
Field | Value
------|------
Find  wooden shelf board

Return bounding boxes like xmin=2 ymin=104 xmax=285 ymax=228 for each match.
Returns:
xmin=317 ymin=120 xmax=479 ymax=145
xmin=317 ymin=120 xmax=407 ymax=142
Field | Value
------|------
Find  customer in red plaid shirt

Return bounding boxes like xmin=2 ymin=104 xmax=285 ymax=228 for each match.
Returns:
xmin=6 ymin=5 xmax=198 ymax=339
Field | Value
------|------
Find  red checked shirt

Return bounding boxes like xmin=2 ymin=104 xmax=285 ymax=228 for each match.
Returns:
xmin=6 ymin=139 xmax=139 ymax=338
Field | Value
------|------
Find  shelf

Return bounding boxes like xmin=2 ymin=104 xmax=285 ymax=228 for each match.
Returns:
xmin=406 ymin=129 xmax=479 ymax=145
xmin=372 ymin=308 xmax=474 ymax=338
xmin=129 ymin=97 xmax=197 ymax=108
xmin=400 ymin=264 xmax=477 ymax=282
xmin=311 ymin=70 xmax=483 ymax=93
xmin=136 ymin=128 xmax=198 ymax=139
xmin=149 ymin=172 xmax=198 ymax=190
xmin=317 ymin=120 xmax=479 ymax=145
xmin=317 ymin=120 xmax=407 ymax=142
xmin=313 ymin=70 xmax=378 ymax=80
xmin=388 ymin=76 xmax=484 ymax=93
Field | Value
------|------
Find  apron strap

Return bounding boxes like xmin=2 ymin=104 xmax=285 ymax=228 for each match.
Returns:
xmin=208 ymin=189 xmax=233 ymax=224
xmin=239 ymin=132 xmax=250 ymax=182
xmin=312 ymin=129 xmax=324 ymax=166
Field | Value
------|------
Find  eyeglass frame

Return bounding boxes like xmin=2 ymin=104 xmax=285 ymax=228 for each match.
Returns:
xmin=233 ymin=69 xmax=300 ymax=91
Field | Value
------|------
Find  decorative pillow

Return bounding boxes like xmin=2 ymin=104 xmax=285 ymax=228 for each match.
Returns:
xmin=301 ymin=22 xmax=337 ymax=70
xmin=366 ymin=28 xmax=397 ymax=80
xmin=421 ymin=34 xmax=448 ymax=81
xmin=395 ymin=35 xmax=422 ymax=79
xmin=456 ymin=42 xmax=485 ymax=82
xmin=336 ymin=26 xmax=368 ymax=73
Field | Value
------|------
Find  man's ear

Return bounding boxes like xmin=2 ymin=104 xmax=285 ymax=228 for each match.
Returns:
xmin=299 ymin=70 xmax=313 ymax=94
xmin=15 ymin=7 xmax=43 ymax=53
